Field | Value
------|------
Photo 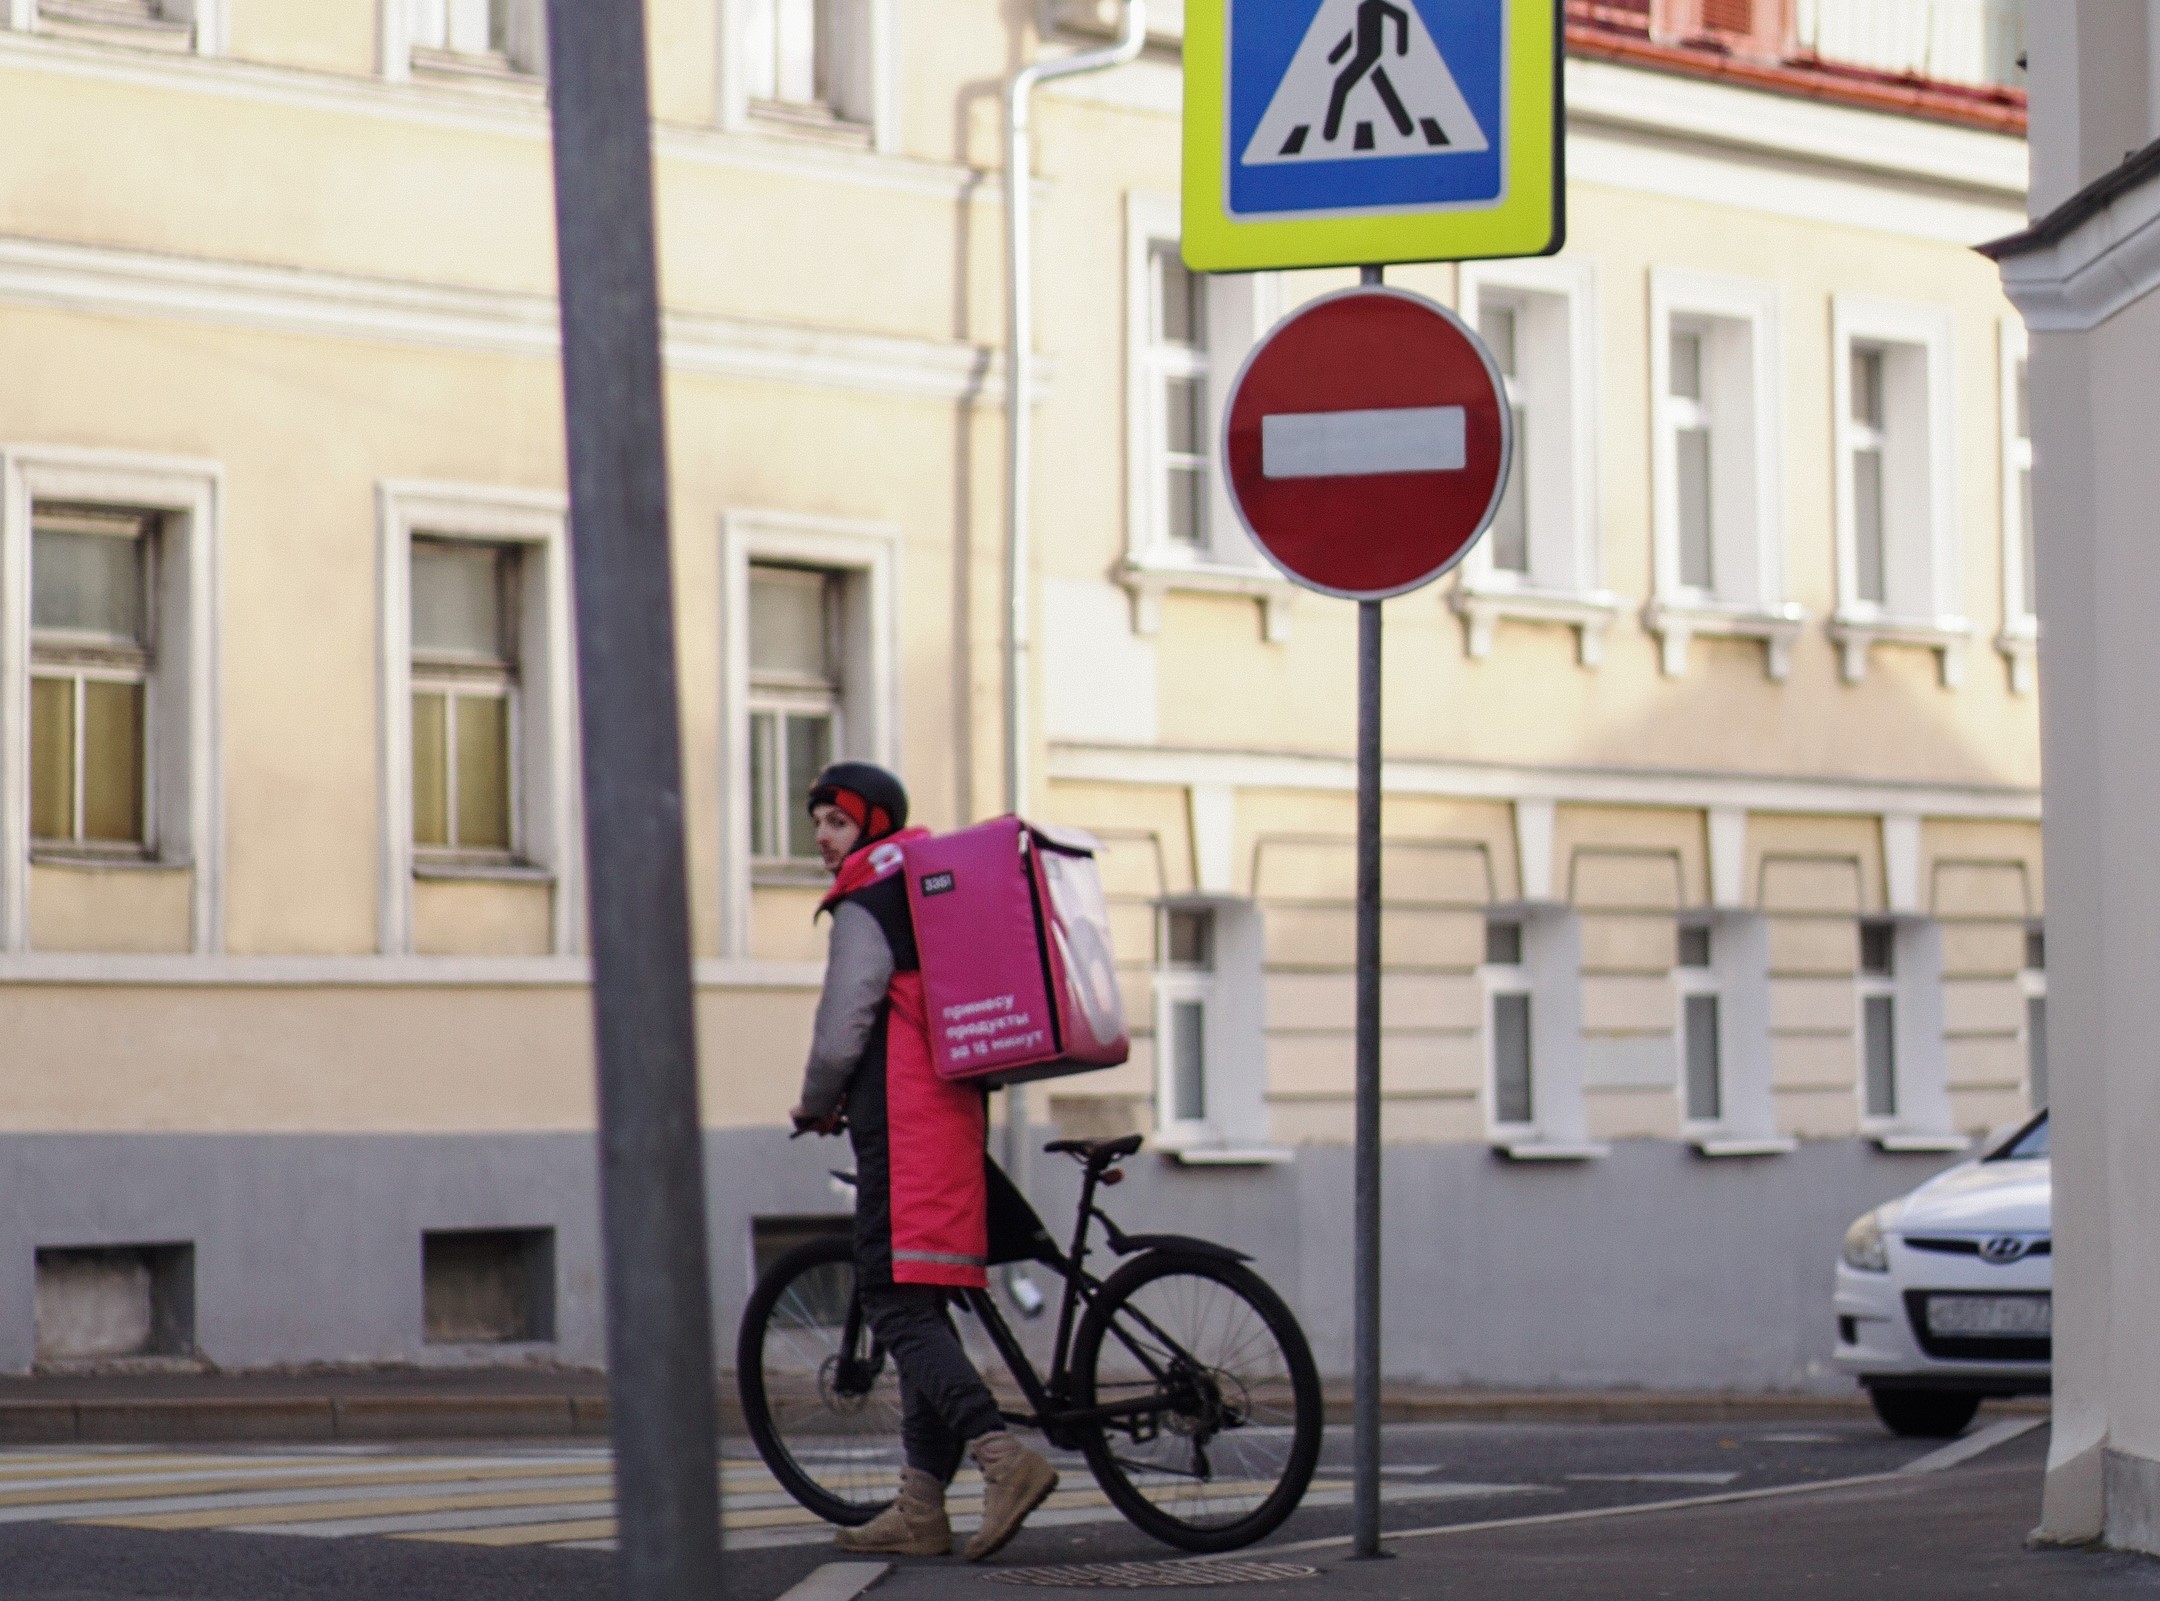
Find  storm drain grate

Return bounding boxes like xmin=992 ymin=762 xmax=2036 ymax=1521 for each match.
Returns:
xmin=984 ymin=1558 xmax=1319 ymax=1588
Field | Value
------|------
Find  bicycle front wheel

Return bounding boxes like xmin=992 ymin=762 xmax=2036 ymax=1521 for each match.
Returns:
xmin=736 ymin=1235 xmax=901 ymax=1527
xmin=1071 ymin=1249 xmax=1322 ymax=1553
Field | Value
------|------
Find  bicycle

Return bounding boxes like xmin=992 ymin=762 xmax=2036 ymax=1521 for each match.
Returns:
xmin=736 ymin=1132 xmax=1323 ymax=1553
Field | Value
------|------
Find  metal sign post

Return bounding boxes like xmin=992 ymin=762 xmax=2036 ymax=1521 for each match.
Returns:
xmin=542 ymin=1 xmax=725 ymax=1595
xmin=1219 ymin=276 xmax=1512 ymax=1561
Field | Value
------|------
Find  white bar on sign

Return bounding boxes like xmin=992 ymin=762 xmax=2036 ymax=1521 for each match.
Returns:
xmin=1261 ymin=406 xmax=1466 ymax=480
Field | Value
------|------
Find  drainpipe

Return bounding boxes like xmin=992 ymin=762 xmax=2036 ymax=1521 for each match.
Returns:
xmin=1002 ymin=1 xmax=1148 ymax=1198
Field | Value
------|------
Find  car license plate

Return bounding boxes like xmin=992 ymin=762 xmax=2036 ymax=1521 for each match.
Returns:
xmin=1926 ymin=1294 xmax=2051 ymax=1337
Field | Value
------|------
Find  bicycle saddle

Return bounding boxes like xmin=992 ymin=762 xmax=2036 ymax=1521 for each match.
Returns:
xmin=1042 ymin=1132 xmax=1144 ymax=1166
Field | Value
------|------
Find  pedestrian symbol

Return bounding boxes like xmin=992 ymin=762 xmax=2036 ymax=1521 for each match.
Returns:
xmin=1181 ymin=0 xmax=1563 ymax=273
xmin=1243 ymin=0 xmax=1489 ymax=167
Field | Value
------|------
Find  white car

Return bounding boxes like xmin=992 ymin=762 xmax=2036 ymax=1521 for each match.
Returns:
xmin=1833 ymin=1110 xmax=2051 ymax=1437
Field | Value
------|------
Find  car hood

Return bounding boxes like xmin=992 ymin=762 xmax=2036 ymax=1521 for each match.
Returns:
xmin=1890 ymin=1158 xmax=2051 ymax=1235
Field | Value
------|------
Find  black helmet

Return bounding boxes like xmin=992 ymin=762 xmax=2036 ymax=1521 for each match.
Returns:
xmin=806 ymin=761 xmax=909 ymax=843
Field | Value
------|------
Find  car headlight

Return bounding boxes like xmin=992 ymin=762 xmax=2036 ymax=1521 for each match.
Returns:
xmin=1842 ymin=1210 xmax=1889 ymax=1273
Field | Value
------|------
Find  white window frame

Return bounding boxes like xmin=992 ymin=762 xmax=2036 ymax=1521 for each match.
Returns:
xmin=1997 ymin=319 xmax=2036 ymax=692
xmin=1644 ymin=269 xmax=1804 ymax=680
xmin=746 ymin=564 xmax=845 ymax=868
xmin=1674 ymin=911 xmax=1790 ymax=1156
xmin=377 ymin=483 xmax=579 ymax=957
xmin=13 ymin=0 xmax=227 ymax=52
xmin=382 ymin=0 xmax=546 ymax=84
xmin=0 ymin=448 xmax=222 ymax=956
xmin=717 ymin=0 xmax=897 ymax=149
xmin=719 ymin=510 xmax=898 ymax=957
xmin=28 ymin=507 xmax=160 ymax=860
xmin=1150 ymin=897 xmax=1271 ymax=1160
xmin=1481 ymin=906 xmax=1600 ymax=1159
xmin=1453 ymin=257 xmax=1623 ymax=666
xmin=1118 ymin=193 xmax=1299 ymax=644
xmin=1827 ymin=295 xmax=1970 ymax=687
xmin=1856 ymin=915 xmax=1958 ymax=1149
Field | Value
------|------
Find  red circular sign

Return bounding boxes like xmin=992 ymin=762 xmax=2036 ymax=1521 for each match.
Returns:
xmin=1222 ymin=286 xmax=1512 ymax=601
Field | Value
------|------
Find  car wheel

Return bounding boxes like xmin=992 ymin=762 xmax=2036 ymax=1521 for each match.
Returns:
xmin=1868 ymin=1386 xmax=1982 ymax=1439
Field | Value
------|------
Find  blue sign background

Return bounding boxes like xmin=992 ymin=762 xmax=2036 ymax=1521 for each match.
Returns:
xmin=1227 ymin=0 xmax=1507 ymax=219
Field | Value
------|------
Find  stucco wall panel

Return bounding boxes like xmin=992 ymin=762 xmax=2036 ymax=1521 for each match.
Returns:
xmin=1943 ymin=976 xmax=2025 ymax=1036
xmin=1587 ymin=1085 xmax=1682 ymax=1141
xmin=1771 ymin=975 xmax=1857 ymax=1034
xmin=1580 ymin=911 xmax=1676 ymax=973
xmin=1768 ymin=916 xmax=1861 ymax=975
xmin=1581 ymin=974 xmax=1676 ymax=1034
xmin=27 ymin=864 xmax=192 ymax=954
xmin=1942 ymin=920 xmax=2025 ymax=977
xmin=410 ymin=878 xmax=552 ymax=957
xmin=1774 ymin=1085 xmax=1862 ymax=1138
xmin=1932 ymin=861 xmax=2033 ymax=920
xmin=1772 ymin=1033 xmax=1859 ymax=1093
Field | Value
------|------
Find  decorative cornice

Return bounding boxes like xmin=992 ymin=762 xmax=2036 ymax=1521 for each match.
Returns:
xmin=0 ymin=233 xmax=1024 ymax=405
xmin=1450 ymin=583 xmax=1627 ymax=668
xmin=1047 ymin=741 xmax=2042 ymax=823
xmin=1827 ymin=612 xmax=1975 ymax=689
xmin=1985 ymin=139 xmax=2160 ymax=333
xmin=1642 ymin=598 xmax=1808 ymax=681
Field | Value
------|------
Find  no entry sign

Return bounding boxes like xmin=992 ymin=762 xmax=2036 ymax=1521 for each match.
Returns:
xmin=1222 ymin=285 xmax=1512 ymax=600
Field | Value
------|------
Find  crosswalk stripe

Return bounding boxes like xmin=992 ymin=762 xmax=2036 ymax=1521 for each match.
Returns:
xmin=0 ymin=1459 xmax=617 ymax=1501
xmin=397 ymin=1516 xmax=623 ymax=1547
xmin=237 ymin=1503 xmax=620 ymax=1540
xmin=80 ymin=1478 xmax=618 ymax=1532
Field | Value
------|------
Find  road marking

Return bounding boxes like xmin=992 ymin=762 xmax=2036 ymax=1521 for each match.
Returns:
xmin=1567 ymin=1472 xmax=1740 ymax=1486
xmin=1898 ymin=1417 xmax=2043 ymax=1475
xmin=774 ymin=1563 xmax=893 ymax=1601
xmin=1262 ymin=406 xmax=1466 ymax=479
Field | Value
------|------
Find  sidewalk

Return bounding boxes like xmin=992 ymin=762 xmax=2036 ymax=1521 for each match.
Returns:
xmin=0 ymin=1366 xmax=2008 ymax=1445
xmin=854 ymin=1426 xmax=2155 ymax=1601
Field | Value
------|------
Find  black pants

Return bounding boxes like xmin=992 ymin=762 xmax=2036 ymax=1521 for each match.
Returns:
xmin=860 ymin=1284 xmax=1005 ymax=1481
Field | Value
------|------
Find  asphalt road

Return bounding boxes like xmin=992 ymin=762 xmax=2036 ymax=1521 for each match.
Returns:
xmin=0 ymin=1408 xmax=2090 ymax=1598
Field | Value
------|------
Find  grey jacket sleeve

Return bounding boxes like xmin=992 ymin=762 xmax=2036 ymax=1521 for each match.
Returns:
xmin=798 ymin=900 xmax=895 ymax=1118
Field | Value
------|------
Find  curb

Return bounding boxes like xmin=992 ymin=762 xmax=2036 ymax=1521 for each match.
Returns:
xmin=1316 ymin=1391 xmax=2049 ymax=1425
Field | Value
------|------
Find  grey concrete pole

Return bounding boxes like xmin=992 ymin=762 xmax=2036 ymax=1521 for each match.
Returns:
xmin=541 ymin=1 xmax=725 ymax=1594
xmin=1351 ymin=263 xmax=1387 ymax=1565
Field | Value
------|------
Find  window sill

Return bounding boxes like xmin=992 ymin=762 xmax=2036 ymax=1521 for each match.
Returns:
xmin=35 ymin=1 xmax=191 ymax=47
xmin=30 ymin=850 xmax=183 ymax=873
xmin=408 ymin=47 xmax=542 ymax=89
xmin=1996 ymin=620 xmax=2038 ymax=695
xmin=412 ymin=860 xmax=553 ymax=885
xmin=1450 ymin=581 xmax=1627 ymax=667
xmin=1690 ymin=1135 xmax=1799 ymax=1158
xmin=1827 ymin=611 xmax=1973 ymax=687
xmin=1493 ymin=1138 xmax=1610 ymax=1162
xmin=747 ymin=100 xmax=875 ymax=149
xmin=1872 ymin=1131 xmax=1972 ymax=1154
xmin=1119 ymin=558 xmax=1298 ymax=642
xmin=752 ymin=863 xmax=832 ymax=890
xmin=1643 ymin=597 xmax=1807 ymax=681
xmin=1165 ymin=1143 xmax=1294 ymax=1167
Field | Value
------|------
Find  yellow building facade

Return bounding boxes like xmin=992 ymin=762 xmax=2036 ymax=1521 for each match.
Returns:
xmin=0 ymin=0 xmax=2039 ymax=1386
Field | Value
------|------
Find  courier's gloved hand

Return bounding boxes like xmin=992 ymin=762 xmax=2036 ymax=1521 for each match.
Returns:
xmin=790 ymin=1102 xmax=845 ymax=1137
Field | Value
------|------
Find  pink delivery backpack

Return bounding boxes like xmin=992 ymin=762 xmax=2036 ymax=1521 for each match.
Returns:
xmin=901 ymin=817 xmax=1129 ymax=1086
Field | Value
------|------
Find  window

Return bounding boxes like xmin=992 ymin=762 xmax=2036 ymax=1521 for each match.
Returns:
xmin=721 ymin=512 xmax=899 ymax=956
xmin=1644 ymin=270 xmax=1800 ymax=679
xmin=1119 ymin=197 xmax=1290 ymax=640
xmin=1482 ymin=303 xmax=1528 ymax=575
xmin=410 ymin=539 xmax=521 ymax=861
xmin=2022 ymin=922 xmax=2046 ymax=1109
xmin=1829 ymin=297 xmax=1966 ymax=685
xmin=1858 ymin=919 xmax=1897 ymax=1119
xmin=397 ymin=0 xmax=543 ymax=78
xmin=1850 ymin=347 xmax=1890 ymax=605
xmin=747 ymin=565 xmax=841 ymax=865
xmin=725 ymin=0 xmax=886 ymax=135
xmin=1147 ymin=244 xmax=1212 ymax=557
xmin=1998 ymin=324 xmax=2036 ymax=690
xmin=29 ymin=508 xmax=155 ymax=855
xmin=1453 ymin=261 xmax=1618 ymax=664
xmin=1150 ymin=901 xmax=1271 ymax=1156
xmin=1157 ymin=906 xmax=1214 ymax=1133
xmin=378 ymin=484 xmax=579 ymax=958
xmin=2 ymin=450 xmax=222 ymax=957
xmin=28 ymin=0 xmax=223 ymax=51
xmin=1676 ymin=920 xmax=1721 ymax=1125
xmin=1484 ymin=917 xmax=1534 ymax=1129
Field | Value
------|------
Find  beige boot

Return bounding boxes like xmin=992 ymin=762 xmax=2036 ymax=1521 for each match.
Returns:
xmin=835 ymin=1467 xmax=952 ymax=1557
xmin=963 ymin=1431 xmax=1058 ymax=1562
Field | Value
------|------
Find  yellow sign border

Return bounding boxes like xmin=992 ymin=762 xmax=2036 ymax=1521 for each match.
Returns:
xmin=1182 ymin=0 xmax=1563 ymax=273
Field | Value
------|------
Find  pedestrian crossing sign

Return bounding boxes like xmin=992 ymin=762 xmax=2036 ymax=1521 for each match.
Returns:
xmin=1182 ymin=0 xmax=1564 ymax=272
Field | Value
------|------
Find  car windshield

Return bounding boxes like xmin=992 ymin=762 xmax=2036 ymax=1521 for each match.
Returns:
xmin=1989 ymin=1111 xmax=2050 ymax=1161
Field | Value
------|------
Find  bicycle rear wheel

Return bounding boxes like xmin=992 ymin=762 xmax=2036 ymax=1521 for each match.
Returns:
xmin=736 ymin=1235 xmax=901 ymax=1527
xmin=1071 ymin=1248 xmax=1322 ymax=1553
